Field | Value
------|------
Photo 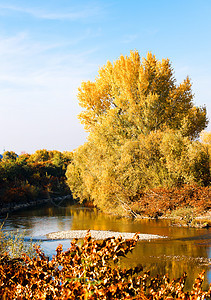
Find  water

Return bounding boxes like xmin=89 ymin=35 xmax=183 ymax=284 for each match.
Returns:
xmin=1 ymin=203 xmax=210 ymax=290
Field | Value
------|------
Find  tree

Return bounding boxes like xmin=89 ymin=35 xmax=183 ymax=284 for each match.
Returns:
xmin=201 ymin=131 xmax=211 ymax=173
xmin=66 ymin=51 xmax=209 ymax=211
xmin=2 ymin=151 xmax=18 ymax=162
xmin=29 ymin=149 xmax=50 ymax=163
xmin=78 ymin=51 xmax=207 ymax=139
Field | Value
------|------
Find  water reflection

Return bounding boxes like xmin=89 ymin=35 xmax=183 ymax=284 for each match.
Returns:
xmin=121 ymin=238 xmax=211 ymax=289
xmin=1 ymin=203 xmax=210 ymax=289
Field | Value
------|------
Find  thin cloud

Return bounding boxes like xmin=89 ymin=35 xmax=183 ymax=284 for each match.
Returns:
xmin=0 ymin=3 xmax=102 ymax=21
xmin=0 ymin=30 xmax=100 ymax=97
xmin=0 ymin=31 xmax=99 ymax=58
xmin=0 ymin=32 xmax=65 ymax=58
xmin=122 ymin=34 xmax=138 ymax=44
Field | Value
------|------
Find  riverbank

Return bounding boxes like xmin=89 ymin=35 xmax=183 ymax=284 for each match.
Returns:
xmin=91 ymin=206 xmax=211 ymax=228
xmin=1 ymin=196 xmax=210 ymax=229
xmin=46 ymin=229 xmax=165 ymax=240
xmin=136 ymin=210 xmax=211 ymax=228
xmin=85 ymin=200 xmax=211 ymax=228
xmin=0 ymin=194 xmax=74 ymax=215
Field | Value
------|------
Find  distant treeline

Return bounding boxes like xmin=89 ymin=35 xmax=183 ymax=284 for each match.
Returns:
xmin=0 ymin=150 xmax=72 ymax=204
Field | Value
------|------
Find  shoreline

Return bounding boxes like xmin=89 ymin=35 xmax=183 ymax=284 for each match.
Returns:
xmin=46 ymin=229 xmax=166 ymax=241
xmin=0 ymin=195 xmax=74 ymax=215
xmin=1 ymin=199 xmax=210 ymax=229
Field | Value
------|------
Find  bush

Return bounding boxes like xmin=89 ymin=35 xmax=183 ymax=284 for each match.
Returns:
xmin=130 ymin=185 xmax=211 ymax=218
xmin=0 ymin=231 xmax=210 ymax=299
xmin=0 ymin=223 xmax=37 ymax=259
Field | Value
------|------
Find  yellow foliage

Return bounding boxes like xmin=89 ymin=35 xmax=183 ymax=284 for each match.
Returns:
xmin=66 ymin=51 xmax=210 ymax=211
xmin=201 ymin=131 xmax=211 ymax=144
xmin=200 ymin=131 xmax=211 ymax=172
xmin=77 ymin=50 xmax=208 ymax=139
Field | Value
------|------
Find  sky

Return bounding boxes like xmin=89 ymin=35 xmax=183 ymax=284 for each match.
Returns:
xmin=0 ymin=0 xmax=210 ymax=154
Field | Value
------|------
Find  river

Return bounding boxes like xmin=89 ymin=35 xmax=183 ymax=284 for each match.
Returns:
xmin=1 ymin=202 xmax=210 ymax=290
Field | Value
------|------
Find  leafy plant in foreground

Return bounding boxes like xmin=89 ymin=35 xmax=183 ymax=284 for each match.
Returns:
xmin=0 ymin=231 xmax=210 ymax=299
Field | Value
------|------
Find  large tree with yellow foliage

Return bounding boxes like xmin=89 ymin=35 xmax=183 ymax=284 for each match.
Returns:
xmin=78 ymin=51 xmax=207 ymax=139
xmin=66 ymin=51 xmax=210 ymax=212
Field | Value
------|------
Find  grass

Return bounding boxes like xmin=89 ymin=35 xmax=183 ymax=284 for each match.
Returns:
xmin=0 ymin=219 xmax=38 ymax=258
xmin=168 ymin=207 xmax=210 ymax=228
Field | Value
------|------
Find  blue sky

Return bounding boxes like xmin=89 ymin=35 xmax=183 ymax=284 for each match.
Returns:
xmin=0 ymin=0 xmax=210 ymax=154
